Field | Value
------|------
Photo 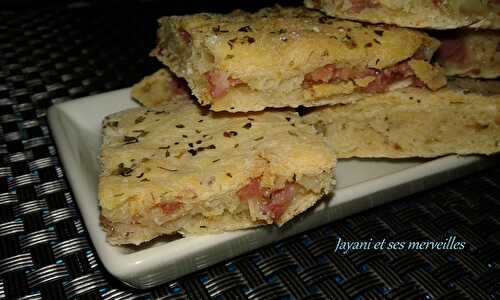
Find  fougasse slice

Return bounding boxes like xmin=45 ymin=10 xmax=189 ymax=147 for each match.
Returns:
xmin=152 ymin=6 xmax=445 ymax=112
xmin=100 ymin=78 xmax=335 ymax=245
xmin=302 ymin=87 xmax=500 ymax=158
xmin=305 ymin=0 xmax=500 ymax=30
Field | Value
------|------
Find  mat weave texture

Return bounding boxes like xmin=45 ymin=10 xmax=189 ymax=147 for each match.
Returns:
xmin=1 ymin=3 xmax=500 ymax=300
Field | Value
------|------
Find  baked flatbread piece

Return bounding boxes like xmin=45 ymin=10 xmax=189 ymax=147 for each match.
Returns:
xmin=305 ymin=0 xmax=500 ymax=29
xmin=99 ymin=96 xmax=335 ymax=245
xmin=131 ymin=69 xmax=191 ymax=109
xmin=152 ymin=6 xmax=445 ymax=112
xmin=303 ymin=87 xmax=500 ymax=158
xmin=435 ymin=30 xmax=500 ymax=79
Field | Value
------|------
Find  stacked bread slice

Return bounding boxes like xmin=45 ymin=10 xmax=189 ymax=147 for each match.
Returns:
xmin=305 ymin=0 xmax=500 ymax=29
xmin=99 ymin=4 xmax=500 ymax=245
xmin=152 ymin=7 xmax=445 ymax=111
xmin=100 ymin=63 xmax=336 ymax=246
xmin=302 ymin=0 xmax=500 ymax=158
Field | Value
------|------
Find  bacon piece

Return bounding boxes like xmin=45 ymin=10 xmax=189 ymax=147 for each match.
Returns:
xmin=354 ymin=68 xmax=378 ymax=79
xmin=349 ymin=0 xmax=369 ymax=13
xmin=303 ymin=61 xmax=418 ymax=93
xmin=169 ymin=77 xmax=189 ymax=95
xmin=304 ymin=61 xmax=414 ymax=93
xmin=264 ymin=183 xmax=296 ymax=221
xmin=437 ymin=39 xmax=466 ymax=63
xmin=304 ymin=64 xmax=337 ymax=84
xmin=178 ymin=28 xmax=192 ymax=44
xmin=359 ymin=76 xmax=387 ymax=93
xmin=205 ymin=70 xmax=231 ymax=99
xmin=432 ymin=0 xmax=444 ymax=6
xmin=205 ymin=70 xmax=244 ymax=99
xmin=158 ymin=201 xmax=183 ymax=215
xmin=238 ymin=179 xmax=297 ymax=221
xmin=237 ymin=178 xmax=264 ymax=202
xmin=335 ymin=67 xmax=358 ymax=81
xmin=361 ymin=61 xmax=413 ymax=93
xmin=303 ymin=64 xmax=376 ymax=88
xmin=412 ymin=77 xmax=426 ymax=89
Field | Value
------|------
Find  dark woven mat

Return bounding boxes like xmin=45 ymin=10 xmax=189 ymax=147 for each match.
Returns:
xmin=1 ymin=2 xmax=500 ymax=299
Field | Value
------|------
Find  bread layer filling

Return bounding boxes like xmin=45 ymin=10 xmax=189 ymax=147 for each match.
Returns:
xmin=203 ymin=58 xmax=444 ymax=100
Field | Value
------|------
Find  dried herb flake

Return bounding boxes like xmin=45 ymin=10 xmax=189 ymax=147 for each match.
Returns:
xmin=223 ymin=131 xmax=238 ymax=137
xmin=134 ymin=116 xmax=146 ymax=124
xmin=123 ymin=136 xmax=138 ymax=144
xmin=238 ymin=25 xmax=252 ymax=32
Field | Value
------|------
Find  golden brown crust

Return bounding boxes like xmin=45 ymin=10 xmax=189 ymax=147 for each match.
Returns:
xmin=305 ymin=0 xmax=500 ymax=29
xmin=303 ymin=87 xmax=500 ymax=158
xmin=153 ymin=6 xmax=443 ymax=111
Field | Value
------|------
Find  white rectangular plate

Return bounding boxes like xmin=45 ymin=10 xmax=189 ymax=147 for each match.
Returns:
xmin=47 ymin=88 xmax=497 ymax=288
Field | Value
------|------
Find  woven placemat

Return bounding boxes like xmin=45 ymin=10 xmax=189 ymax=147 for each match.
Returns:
xmin=1 ymin=2 xmax=500 ymax=299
